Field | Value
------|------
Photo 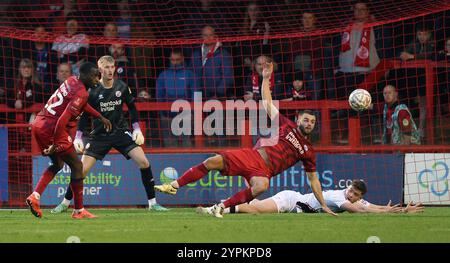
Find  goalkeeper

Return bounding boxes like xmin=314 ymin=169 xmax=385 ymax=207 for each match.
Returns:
xmin=51 ymin=55 xmax=168 ymax=213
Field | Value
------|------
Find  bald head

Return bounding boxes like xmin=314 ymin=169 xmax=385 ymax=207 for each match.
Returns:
xmin=383 ymin=85 xmax=398 ymax=105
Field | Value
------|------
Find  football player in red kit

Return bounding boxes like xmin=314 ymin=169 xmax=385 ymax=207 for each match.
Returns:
xmin=26 ymin=62 xmax=112 ymax=219
xmin=155 ymin=62 xmax=336 ymax=218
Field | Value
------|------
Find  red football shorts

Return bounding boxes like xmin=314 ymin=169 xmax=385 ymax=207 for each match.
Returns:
xmin=219 ymin=148 xmax=272 ymax=183
xmin=32 ymin=116 xmax=75 ymax=156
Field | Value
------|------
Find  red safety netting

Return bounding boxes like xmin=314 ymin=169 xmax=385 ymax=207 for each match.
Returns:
xmin=0 ymin=1 xmax=449 ymax=208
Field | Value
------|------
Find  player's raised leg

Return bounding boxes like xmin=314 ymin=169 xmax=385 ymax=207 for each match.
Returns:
xmin=154 ymin=154 xmax=224 ymax=195
xmin=128 ymin=147 xmax=169 ymax=211
xmin=51 ymin=154 xmax=97 ymax=214
xmin=26 ymin=155 xmax=64 ymax=218
xmin=61 ymin=151 xmax=97 ymax=219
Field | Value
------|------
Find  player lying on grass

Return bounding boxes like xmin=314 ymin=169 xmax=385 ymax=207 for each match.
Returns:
xmin=155 ymin=62 xmax=336 ymax=218
xmin=27 ymin=62 xmax=112 ymax=219
xmin=197 ymin=179 xmax=424 ymax=215
xmin=51 ymin=55 xmax=168 ymax=213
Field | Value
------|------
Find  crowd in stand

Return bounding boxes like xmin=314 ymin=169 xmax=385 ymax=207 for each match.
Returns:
xmin=0 ymin=0 xmax=449 ymax=146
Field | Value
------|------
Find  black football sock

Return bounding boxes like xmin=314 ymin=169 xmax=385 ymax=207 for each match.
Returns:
xmin=141 ymin=167 xmax=155 ymax=200
xmin=65 ymin=186 xmax=73 ymax=200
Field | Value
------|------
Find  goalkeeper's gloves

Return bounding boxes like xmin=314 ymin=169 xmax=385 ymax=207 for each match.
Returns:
xmin=73 ymin=130 xmax=84 ymax=153
xmin=132 ymin=122 xmax=145 ymax=145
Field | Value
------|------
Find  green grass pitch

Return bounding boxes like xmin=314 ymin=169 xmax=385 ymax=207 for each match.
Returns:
xmin=1 ymin=208 xmax=450 ymax=243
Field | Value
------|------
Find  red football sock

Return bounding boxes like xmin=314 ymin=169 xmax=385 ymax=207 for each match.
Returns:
xmin=223 ymin=188 xmax=254 ymax=208
xmin=35 ymin=168 xmax=56 ymax=195
xmin=70 ymin=179 xmax=84 ymax=210
xmin=177 ymin=163 xmax=209 ymax=187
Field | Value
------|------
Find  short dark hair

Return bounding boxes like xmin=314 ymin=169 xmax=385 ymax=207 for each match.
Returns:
xmin=416 ymin=23 xmax=432 ymax=33
xmin=171 ymin=48 xmax=184 ymax=56
xmin=299 ymin=110 xmax=316 ymax=117
xmin=79 ymin=62 xmax=97 ymax=76
xmin=351 ymin=179 xmax=367 ymax=195
xmin=66 ymin=13 xmax=80 ymax=22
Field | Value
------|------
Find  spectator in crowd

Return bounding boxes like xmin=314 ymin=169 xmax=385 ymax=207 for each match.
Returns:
xmin=115 ymin=0 xmax=156 ymax=98
xmin=400 ymin=25 xmax=436 ymax=61
xmin=331 ymin=2 xmax=381 ymax=100
xmin=47 ymin=0 xmax=81 ymax=34
xmin=89 ymin=22 xmax=119 ymax=61
xmin=190 ymin=26 xmax=234 ymax=99
xmin=0 ymin=37 xmax=13 ymax=106
xmin=52 ymin=16 xmax=89 ymax=76
xmin=285 ymin=12 xmax=324 ymax=101
xmin=156 ymin=49 xmax=195 ymax=147
xmin=240 ymin=2 xmax=270 ymax=51
xmin=244 ymin=56 xmax=291 ymax=144
xmin=437 ymin=38 xmax=450 ymax=62
xmin=288 ymin=80 xmax=306 ymax=101
xmin=14 ymin=25 xmax=56 ymax=97
xmin=269 ymin=0 xmax=302 ymax=30
xmin=398 ymin=24 xmax=436 ymax=139
xmin=244 ymin=55 xmax=287 ymax=102
xmin=30 ymin=26 xmax=55 ymax=95
xmin=6 ymin=59 xmax=44 ymax=124
xmin=382 ymin=85 xmax=420 ymax=145
xmin=436 ymin=38 xmax=450 ymax=118
xmin=182 ymin=0 xmax=232 ymax=38
xmin=237 ymin=2 xmax=271 ymax=79
xmin=55 ymin=62 xmax=72 ymax=88
xmin=116 ymin=0 xmax=134 ymax=39
xmin=328 ymin=2 xmax=381 ymax=144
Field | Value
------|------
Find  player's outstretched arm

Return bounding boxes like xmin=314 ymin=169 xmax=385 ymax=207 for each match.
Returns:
xmin=341 ymin=200 xmax=403 ymax=213
xmin=306 ymin=172 xmax=338 ymax=216
xmin=261 ymin=62 xmax=279 ymax=121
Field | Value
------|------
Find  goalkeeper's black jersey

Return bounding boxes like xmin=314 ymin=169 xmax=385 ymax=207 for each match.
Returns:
xmin=81 ymin=79 xmax=135 ymax=137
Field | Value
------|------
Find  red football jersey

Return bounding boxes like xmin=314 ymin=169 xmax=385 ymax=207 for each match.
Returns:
xmin=37 ymin=76 xmax=89 ymax=129
xmin=255 ymin=114 xmax=316 ymax=176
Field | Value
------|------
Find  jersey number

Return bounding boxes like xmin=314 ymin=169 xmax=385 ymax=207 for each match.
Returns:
xmin=44 ymin=90 xmax=64 ymax=115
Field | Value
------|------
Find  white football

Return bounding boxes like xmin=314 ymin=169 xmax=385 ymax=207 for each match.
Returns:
xmin=348 ymin=89 xmax=372 ymax=111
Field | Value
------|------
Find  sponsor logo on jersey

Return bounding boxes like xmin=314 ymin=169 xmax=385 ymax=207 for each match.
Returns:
xmin=285 ymin=131 xmax=305 ymax=154
xmin=99 ymin=94 xmax=104 ymax=100
xmin=115 ymin=91 xmax=122 ymax=97
xmin=73 ymin=97 xmax=82 ymax=107
xmin=100 ymin=99 xmax=122 ymax=112
xmin=117 ymin=67 xmax=123 ymax=74
xmin=26 ymin=89 xmax=33 ymax=98
xmin=402 ymin=119 xmax=409 ymax=127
